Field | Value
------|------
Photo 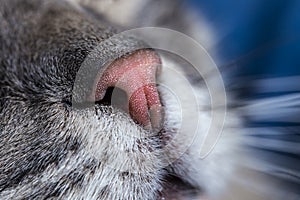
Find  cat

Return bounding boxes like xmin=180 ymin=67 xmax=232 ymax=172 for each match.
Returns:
xmin=0 ymin=0 xmax=299 ymax=199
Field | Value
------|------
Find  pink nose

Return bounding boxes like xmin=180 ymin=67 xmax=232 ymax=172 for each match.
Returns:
xmin=95 ymin=50 xmax=163 ymax=131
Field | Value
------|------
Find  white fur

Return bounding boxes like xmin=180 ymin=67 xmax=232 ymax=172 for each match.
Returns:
xmin=158 ymin=56 xmax=243 ymax=198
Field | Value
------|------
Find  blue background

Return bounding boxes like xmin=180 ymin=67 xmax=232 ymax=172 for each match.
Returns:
xmin=187 ymin=0 xmax=300 ymax=79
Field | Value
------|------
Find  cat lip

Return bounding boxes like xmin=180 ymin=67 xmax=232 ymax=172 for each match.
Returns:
xmin=94 ymin=49 xmax=164 ymax=131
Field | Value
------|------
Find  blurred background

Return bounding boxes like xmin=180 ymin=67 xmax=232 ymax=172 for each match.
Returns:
xmin=188 ymin=0 xmax=300 ymax=97
xmin=186 ymin=0 xmax=300 ymax=198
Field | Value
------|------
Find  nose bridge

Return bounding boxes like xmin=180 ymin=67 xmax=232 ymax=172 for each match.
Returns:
xmin=29 ymin=0 xmax=158 ymax=106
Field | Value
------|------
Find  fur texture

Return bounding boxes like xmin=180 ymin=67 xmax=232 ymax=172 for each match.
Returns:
xmin=3 ymin=0 xmax=294 ymax=200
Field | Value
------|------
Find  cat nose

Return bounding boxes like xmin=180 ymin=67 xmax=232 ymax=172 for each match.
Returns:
xmin=95 ymin=49 xmax=164 ymax=131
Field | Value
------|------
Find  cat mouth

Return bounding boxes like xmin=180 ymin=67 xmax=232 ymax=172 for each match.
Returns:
xmin=93 ymin=49 xmax=164 ymax=132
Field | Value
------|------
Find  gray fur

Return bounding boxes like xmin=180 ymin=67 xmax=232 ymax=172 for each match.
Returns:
xmin=0 ymin=0 xmax=239 ymax=199
xmin=0 ymin=0 xmax=163 ymax=199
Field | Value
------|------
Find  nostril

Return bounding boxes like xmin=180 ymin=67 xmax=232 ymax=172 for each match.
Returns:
xmin=96 ymin=87 xmax=114 ymax=106
xmin=96 ymin=87 xmax=129 ymax=112
xmin=94 ymin=49 xmax=164 ymax=131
